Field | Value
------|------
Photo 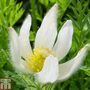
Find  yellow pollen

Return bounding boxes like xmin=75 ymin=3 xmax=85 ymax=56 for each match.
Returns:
xmin=26 ymin=47 xmax=53 ymax=73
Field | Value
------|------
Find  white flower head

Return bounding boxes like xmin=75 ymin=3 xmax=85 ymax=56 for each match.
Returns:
xmin=9 ymin=3 xmax=90 ymax=84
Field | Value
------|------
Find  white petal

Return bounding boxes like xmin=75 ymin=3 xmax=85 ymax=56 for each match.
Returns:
xmin=58 ymin=44 xmax=90 ymax=81
xmin=14 ymin=61 xmax=28 ymax=73
xmin=35 ymin=4 xmax=58 ymax=49
xmin=35 ymin=55 xmax=59 ymax=83
xmin=19 ymin=14 xmax=32 ymax=58
xmin=9 ymin=27 xmax=20 ymax=63
xmin=53 ymin=20 xmax=73 ymax=60
xmin=9 ymin=27 xmax=26 ymax=72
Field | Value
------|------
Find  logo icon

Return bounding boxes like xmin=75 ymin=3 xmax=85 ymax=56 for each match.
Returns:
xmin=0 ymin=78 xmax=11 ymax=90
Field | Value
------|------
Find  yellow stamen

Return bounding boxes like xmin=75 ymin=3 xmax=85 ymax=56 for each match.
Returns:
xmin=26 ymin=47 xmax=53 ymax=73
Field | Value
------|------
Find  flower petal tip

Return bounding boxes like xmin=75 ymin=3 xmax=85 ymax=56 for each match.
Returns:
xmin=67 ymin=20 xmax=72 ymax=23
xmin=54 ymin=3 xmax=58 ymax=8
xmin=9 ymin=27 xmax=14 ymax=31
xmin=66 ymin=20 xmax=73 ymax=34
xmin=25 ymin=14 xmax=32 ymax=25
xmin=27 ymin=14 xmax=31 ymax=20
xmin=8 ymin=27 xmax=16 ymax=35
xmin=85 ymin=44 xmax=90 ymax=48
xmin=66 ymin=20 xmax=73 ymax=27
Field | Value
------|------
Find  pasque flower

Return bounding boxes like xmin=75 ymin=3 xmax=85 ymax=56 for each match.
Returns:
xmin=9 ymin=4 xmax=90 ymax=84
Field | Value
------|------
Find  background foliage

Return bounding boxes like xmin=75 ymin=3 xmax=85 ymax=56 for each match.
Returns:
xmin=0 ymin=0 xmax=90 ymax=90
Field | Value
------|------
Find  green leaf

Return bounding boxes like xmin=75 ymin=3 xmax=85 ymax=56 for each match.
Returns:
xmin=30 ymin=31 xmax=35 ymax=41
xmin=0 ymin=0 xmax=24 ymax=28
xmin=0 ymin=49 xmax=8 ymax=69
xmin=81 ymin=66 xmax=90 ymax=76
xmin=39 ymin=0 xmax=49 ymax=7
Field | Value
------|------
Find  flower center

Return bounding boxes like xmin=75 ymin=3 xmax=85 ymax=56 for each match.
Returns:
xmin=26 ymin=47 xmax=54 ymax=73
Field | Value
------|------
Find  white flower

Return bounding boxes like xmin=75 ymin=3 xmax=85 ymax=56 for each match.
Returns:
xmin=9 ymin=4 xmax=90 ymax=84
